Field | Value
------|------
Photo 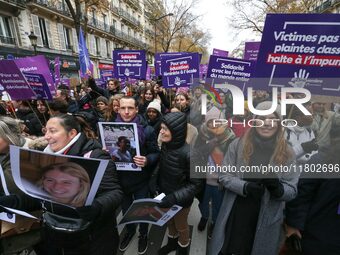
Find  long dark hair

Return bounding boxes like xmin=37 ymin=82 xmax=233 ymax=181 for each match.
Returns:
xmin=51 ymin=114 xmax=96 ymax=139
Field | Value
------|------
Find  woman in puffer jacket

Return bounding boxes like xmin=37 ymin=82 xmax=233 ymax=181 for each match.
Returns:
xmin=156 ymin=112 xmax=203 ymax=255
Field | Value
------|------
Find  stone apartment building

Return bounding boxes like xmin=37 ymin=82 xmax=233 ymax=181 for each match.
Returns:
xmin=0 ymin=0 xmax=157 ymax=79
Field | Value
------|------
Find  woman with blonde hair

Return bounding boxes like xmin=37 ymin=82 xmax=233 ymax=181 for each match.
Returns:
xmin=104 ymin=94 xmax=123 ymax=122
xmin=38 ymin=162 xmax=91 ymax=207
xmin=210 ymin=101 xmax=299 ymax=255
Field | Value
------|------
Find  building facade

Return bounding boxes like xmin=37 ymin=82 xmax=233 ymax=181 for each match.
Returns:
xmin=0 ymin=0 xmax=158 ymax=80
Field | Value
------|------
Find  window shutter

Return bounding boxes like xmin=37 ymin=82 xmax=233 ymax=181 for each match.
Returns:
xmin=101 ymin=38 xmax=106 ymax=58
xmin=45 ymin=20 xmax=54 ymax=48
xmin=57 ymin=23 xmax=66 ymax=50
xmin=72 ymin=28 xmax=78 ymax=52
xmin=31 ymin=14 xmax=43 ymax=46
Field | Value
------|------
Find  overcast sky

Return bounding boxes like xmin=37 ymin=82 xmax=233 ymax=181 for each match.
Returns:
xmin=192 ymin=0 xmax=261 ymax=55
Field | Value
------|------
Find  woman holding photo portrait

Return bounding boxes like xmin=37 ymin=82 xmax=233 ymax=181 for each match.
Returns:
xmin=0 ymin=113 xmax=123 ymax=255
xmin=37 ymin=162 xmax=90 ymax=208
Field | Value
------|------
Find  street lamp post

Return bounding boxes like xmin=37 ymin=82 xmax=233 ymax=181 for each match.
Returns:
xmin=153 ymin=13 xmax=173 ymax=54
xmin=28 ymin=31 xmax=38 ymax=55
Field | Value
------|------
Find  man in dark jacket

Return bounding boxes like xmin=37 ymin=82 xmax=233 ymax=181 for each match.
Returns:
xmin=115 ymin=96 xmax=160 ymax=254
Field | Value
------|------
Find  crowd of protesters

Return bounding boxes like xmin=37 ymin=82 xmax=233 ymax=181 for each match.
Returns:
xmin=0 ymin=76 xmax=339 ymax=255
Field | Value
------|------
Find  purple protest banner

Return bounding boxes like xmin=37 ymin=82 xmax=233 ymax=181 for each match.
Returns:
xmin=212 ymin=48 xmax=229 ymax=57
xmin=100 ymin=69 xmax=114 ymax=81
xmin=14 ymin=55 xmax=56 ymax=95
xmin=199 ymin=64 xmax=208 ymax=79
xmin=161 ymin=53 xmax=200 ymax=88
xmin=54 ymin=57 xmax=61 ymax=87
xmin=253 ymin=14 xmax=340 ymax=95
xmin=206 ymin=55 xmax=254 ymax=91
xmin=22 ymin=72 xmax=53 ymax=100
xmin=154 ymin=52 xmax=189 ymax=77
xmin=0 ymin=60 xmax=36 ymax=100
xmin=113 ymin=50 xmax=147 ymax=80
xmin=244 ymin=42 xmax=261 ymax=61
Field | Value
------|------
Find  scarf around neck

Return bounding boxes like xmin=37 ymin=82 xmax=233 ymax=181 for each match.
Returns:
xmin=43 ymin=133 xmax=81 ymax=154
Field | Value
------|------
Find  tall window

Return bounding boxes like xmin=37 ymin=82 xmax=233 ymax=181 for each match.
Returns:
xmin=63 ymin=27 xmax=72 ymax=50
xmin=103 ymin=14 xmax=107 ymax=30
xmin=38 ymin=17 xmax=49 ymax=47
xmin=95 ymin=36 xmax=100 ymax=55
xmin=106 ymin=40 xmax=110 ymax=58
xmin=0 ymin=15 xmax=14 ymax=44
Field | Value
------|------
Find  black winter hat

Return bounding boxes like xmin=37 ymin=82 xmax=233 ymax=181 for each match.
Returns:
xmin=162 ymin=112 xmax=187 ymax=148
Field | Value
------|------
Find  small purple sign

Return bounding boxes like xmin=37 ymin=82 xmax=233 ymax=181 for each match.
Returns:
xmin=95 ymin=78 xmax=107 ymax=89
xmin=154 ymin=52 xmax=188 ymax=77
xmin=253 ymin=14 xmax=340 ymax=95
xmin=22 ymin=72 xmax=52 ymax=100
xmin=207 ymin=55 xmax=254 ymax=91
xmin=113 ymin=50 xmax=147 ymax=80
xmin=100 ymin=69 xmax=114 ymax=81
xmin=0 ymin=60 xmax=36 ymax=100
xmin=60 ymin=78 xmax=70 ymax=88
xmin=212 ymin=48 xmax=229 ymax=58
xmin=14 ymin=55 xmax=56 ymax=95
xmin=161 ymin=53 xmax=200 ymax=88
xmin=244 ymin=42 xmax=261 ymax=61
xmin=199 ymin=64 xmax=208 ymax=79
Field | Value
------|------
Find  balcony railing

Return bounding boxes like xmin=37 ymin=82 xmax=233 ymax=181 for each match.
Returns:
xmin=313 ymin=0 xmax=340 ymax=12
xmin=0 ymin=35 xmax=16 ymax=45
xmin=28 ymin=0 xmax=71 ymax=16
xmin=1 ymin=0 xmax=26 ymax=7
xmin=88 ymin=18 xmax=110 ymax=33
xmin=119 ymin=8 xmax=141 ymax=28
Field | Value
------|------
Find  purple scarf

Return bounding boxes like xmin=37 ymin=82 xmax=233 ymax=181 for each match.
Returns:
xmin=116 ymin=114 xmax=146 ymax=146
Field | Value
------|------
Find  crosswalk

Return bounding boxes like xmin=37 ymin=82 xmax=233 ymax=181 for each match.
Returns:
xmin=117 ymin=199 xmax=209 ymax=255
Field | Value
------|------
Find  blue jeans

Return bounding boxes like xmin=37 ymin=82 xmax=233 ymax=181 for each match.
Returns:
xmin=121 ymin=185 xmax=149 ymax=236
xmin=198 ymin=184 xmax=224 ymax=223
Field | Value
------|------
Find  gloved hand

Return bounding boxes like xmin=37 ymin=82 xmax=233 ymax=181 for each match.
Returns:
xmin=243 ymin=182 xmax=265 ymax=199
xmin=262 ymin=178 xmax=284 ymax=198
xmin=158 ymin=193 xmax=177 ymax=208
xmin=76 ymin=203 xmax=102 ymax=222
xmin=301 ymin=139 xmax=318 ymax=153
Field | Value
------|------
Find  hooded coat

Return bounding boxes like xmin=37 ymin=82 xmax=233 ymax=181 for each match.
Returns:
xmin=158 ymin=112 xmax=203 ymax=208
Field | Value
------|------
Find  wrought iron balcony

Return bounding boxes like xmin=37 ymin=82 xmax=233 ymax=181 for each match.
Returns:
xmin=27 ymin=0 xmax=71 ymax=16
xmin=0 ymin=35 xmax=16 ymax=45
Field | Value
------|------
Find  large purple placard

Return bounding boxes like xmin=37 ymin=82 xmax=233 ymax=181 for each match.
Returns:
xmin=253 ymin=14 xmax=340 ymax=95
xmin=206 ymin=55 xmax=254 ymax=91
xmin=0 ymin=60 xmax=36 ymax=100
xmin=113 ymin=50 xmax=146 ymax=80
xmin=161 ymin=53 xmax=200 ymax=88
xmin=14 ymin=55 xmax=56 ymax=95
xmin=244 ymin=42 xmax=261 ymax=61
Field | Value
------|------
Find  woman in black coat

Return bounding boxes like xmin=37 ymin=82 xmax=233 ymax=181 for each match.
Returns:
xmin=157 ymin=112 xmax=203 ymax=255
xmin=0 ymin=114 xmax=123 ymax=255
